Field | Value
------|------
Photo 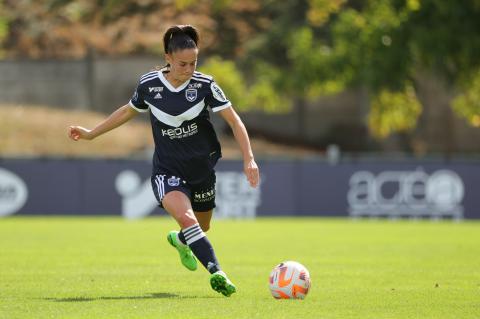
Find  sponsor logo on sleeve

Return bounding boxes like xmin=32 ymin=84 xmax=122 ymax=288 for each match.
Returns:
xmin=211 ymin=82 xmax=228 ymax=103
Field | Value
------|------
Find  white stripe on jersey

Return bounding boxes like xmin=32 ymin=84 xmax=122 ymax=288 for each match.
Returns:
xmin=193 ymin=72 xmax=213 ymax=80
xmin=191 ymin=76 xmax=211 ymax=84
xmin=140 ymin=74 xmax=159 ymax=84
xmin=145 ymin=99 xmax=205 ymax=127
xmin=129 ymin=101 xmax=149 ymax=113
xmin=140 ymin=71 xmax=158 ymax=81
xmin=157 ymin=71 xmax=190 ymax=92
xmin=211 ymin=102 xmax=232 ymax=113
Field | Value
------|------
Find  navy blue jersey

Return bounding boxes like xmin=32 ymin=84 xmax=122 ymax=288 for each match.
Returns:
xmin=129 ymin=69 xmax=231 ymax=184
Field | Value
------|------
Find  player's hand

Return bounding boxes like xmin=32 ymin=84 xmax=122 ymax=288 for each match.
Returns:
xmin=244 ymin=157 xmax=260 ymax=188
xmin=68 ymin=126 xmax=93 ymax=141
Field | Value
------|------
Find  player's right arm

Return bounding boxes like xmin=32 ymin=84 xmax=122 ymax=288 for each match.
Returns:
xmin=68 ymin=104 xmax=138 ymax=141
xmin=69 ymin=75 xmax=150 ymax=141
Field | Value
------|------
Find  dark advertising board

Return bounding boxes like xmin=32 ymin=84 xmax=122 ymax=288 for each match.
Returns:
xmin=0 ymin=158 xmax=478 ymax=219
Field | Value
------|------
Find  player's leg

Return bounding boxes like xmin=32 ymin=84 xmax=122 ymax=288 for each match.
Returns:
xmin=161 ymin=191 xmax=224 ymax=270
xmin=151 ymin=175 xmax=198 ymax=271
xmin=161 ymin=191 xmax=199 ymax=271
xmin=190 ymin=211 xmax=236 ymax=297
xmin=154 ymin=173 xmax=236 ymax=296
xmin=190 ymin=174 xmax=236 ymax=297
xmin=163 ymin=191 xmax=222 ymax=273
xmin=194 ymin=210 xmax=212 ymax=232
xmin=162 ymin=190 xmax=197 ymax=228
xmin=190 ymin=172 xmax=216 ymax=232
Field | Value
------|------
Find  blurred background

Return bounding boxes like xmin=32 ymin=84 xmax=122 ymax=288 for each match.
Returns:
xmin=1 ymin=0 xmax=479 ymax=220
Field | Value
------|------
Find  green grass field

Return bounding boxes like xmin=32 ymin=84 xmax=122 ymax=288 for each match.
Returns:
xmin=0 ymin=217 xmax=479 ymax=319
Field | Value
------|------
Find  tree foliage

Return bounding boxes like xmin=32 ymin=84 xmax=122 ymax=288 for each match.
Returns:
xmin=453 ymin=70 xmax=480 ymax=128
xmin=368 ymin=84 xmax=421 ymax=138
xmin=0 ymin=0 xmax=264 ymax=58
xmin=1 ymin=0 xmax=480 ymax=137
xmin=239 ymin=0 xmax=480 ymax=137
xmin=198 ymin=56 xmax=247 ymax=111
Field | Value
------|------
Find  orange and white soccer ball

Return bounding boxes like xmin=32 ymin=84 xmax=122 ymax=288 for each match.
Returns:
xmin=269 ymin=261 xmax=311 ymax=299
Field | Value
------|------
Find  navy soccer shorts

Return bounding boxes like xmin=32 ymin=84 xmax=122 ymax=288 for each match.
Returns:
xmin=151 ymin=172 xmax=216 ymax=212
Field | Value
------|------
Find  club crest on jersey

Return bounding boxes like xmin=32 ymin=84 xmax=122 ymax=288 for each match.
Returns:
xmin=168 ymin=176 xmax=181 ymax=186
xmin=186 ymin=89 xmax=197 ymax=102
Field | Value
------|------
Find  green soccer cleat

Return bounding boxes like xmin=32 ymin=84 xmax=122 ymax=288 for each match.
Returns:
xmin=167 ymin=231 xmax=197 ymax=271
xmin=210 ymin=271 xmax=237 ymax=297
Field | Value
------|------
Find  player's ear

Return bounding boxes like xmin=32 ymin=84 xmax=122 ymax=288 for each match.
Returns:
xmin=165 ymin=53 xmax=173 ymax=65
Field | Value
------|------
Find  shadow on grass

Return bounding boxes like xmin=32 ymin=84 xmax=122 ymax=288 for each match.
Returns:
xmin=44 ymin=292 xmax=217 ymax=302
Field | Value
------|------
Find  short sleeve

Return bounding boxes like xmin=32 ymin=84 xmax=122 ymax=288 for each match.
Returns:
xmin=128 ymin=84 xmax=149 ymax=113
xmin=206 ymin=81 xmax=232 ymax=112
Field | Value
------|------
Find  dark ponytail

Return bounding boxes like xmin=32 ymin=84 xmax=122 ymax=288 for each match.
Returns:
xmin=163 ymin=25 xmax=199 ymax=54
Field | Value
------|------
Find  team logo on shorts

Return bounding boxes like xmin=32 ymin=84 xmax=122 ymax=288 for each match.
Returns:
xmin=168 ymin=176 xmax=181 ymax=186
xmin=185 ymin=89 xmax=197 ymax=102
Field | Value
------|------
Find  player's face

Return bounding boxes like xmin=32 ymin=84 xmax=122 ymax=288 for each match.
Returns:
xmin=167 ymin=48 xmax=198 ymax=83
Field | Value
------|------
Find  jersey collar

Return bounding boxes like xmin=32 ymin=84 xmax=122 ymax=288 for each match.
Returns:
xmin=158 ymin=71 xmax=191 ymax=93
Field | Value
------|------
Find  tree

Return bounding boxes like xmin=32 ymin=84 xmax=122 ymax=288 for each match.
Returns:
xmin=2 ymin=0 xmax=480 ymax=138
xmin=240 ymin=0 xmax=480 ymax=138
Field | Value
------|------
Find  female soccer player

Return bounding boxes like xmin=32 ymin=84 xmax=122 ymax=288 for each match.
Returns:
xmin=68 ymin=25 xmax=259 ymax=297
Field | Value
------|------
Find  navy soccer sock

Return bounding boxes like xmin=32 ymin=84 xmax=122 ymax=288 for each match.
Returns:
xmin=178 ymin=231 xmax=187 ymax=245
xmin=181 ymin=224 xmax=221 ymax=274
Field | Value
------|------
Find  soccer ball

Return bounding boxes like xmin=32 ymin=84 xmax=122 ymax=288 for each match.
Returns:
xmin=269 ymin=261 xmax=311 ymax=299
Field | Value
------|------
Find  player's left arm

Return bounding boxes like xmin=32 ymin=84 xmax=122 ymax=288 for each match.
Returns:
xmin=219 ymin=106 xmax=260 ymax=188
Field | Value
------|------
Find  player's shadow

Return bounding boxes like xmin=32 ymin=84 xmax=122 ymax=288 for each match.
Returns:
xmin=44 ymin=292 xmax=215 ymax=302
